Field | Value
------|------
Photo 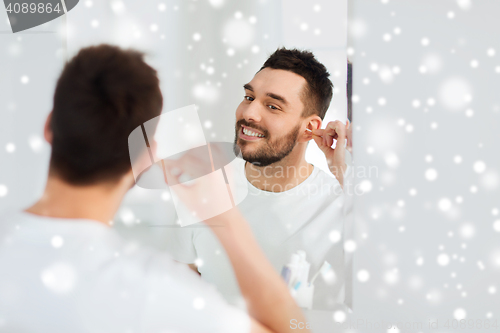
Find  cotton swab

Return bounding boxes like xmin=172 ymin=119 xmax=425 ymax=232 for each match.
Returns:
xmin=305 ymin=128 xmax=320 ymax=136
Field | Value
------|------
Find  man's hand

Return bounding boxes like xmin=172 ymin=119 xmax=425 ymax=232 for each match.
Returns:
xmin=311 ymin=119 xmax=350 ymax=188
xmin=162 ymin=144 xmax=235 ymax=225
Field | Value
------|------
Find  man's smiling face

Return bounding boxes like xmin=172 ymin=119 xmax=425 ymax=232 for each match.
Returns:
xmin=234 ymin=68 xmax=309 ymax=166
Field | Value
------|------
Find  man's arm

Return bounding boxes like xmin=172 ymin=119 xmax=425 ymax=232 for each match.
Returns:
xmin=179 ymin=225 xmax=300 ymax=333
xmin=206 ymin=208 xmax=309 ymax=333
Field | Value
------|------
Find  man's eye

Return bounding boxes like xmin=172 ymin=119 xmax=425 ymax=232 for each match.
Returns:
xmin=244 ymin=96 xmax=254 ymax=101
xmin=268 ymin=105 xmax=278 ymax=110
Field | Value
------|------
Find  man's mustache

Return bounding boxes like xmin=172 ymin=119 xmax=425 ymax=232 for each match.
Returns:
xmin=235 ymin=119 xmax=269 ymax=137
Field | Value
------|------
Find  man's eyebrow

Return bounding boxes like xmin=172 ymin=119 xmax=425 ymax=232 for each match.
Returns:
xmin=267 ymin=93 xmax=288 ymax=106
xmin=243 ymin=83 xmax=288 ymax=106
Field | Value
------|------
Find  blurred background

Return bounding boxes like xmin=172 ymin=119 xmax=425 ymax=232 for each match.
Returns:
xmin=2 ymin=0 xmax=500 ymax=332
xmin=347 ymin=0 xmax=500 ymax=332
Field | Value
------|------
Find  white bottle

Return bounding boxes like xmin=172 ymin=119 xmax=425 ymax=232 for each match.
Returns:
xmin=294 ymin=250 xmax=313 ymax=309
xmin=296 ymin=250 xmax=310 ymax=285
xmin=286 ymin=253 xmax=300 ymax=288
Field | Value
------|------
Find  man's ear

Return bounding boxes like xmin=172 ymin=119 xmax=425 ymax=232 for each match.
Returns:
xmin=299 ymin=115 xmax=322 ymax=143
xmin=44 ymin=112 xmax=53 ymax=145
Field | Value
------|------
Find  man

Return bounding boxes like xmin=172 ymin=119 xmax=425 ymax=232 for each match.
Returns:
xmin=165 ymin=48 xmax=351 ymax=310
xmin=0 ymin=45 xmax=309 ymax=333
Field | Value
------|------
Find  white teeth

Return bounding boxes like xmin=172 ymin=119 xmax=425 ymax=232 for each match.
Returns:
xmin=243 ymin=127 xmax=264 ymax=137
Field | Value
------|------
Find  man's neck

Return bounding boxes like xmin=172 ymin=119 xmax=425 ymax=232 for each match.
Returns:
xmin=244 ymin=147 xmax=313 ymax=192
xmin=25 ymin=175 xmax=130 ymax=225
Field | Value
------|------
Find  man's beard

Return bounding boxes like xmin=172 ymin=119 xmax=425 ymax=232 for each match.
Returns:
xmin=233 ymin=119 xmax=301 ymax=167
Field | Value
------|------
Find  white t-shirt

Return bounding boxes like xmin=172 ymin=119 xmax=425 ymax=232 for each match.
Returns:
xmin=164 ymin=158 xmax=349 ymax=310
xmin=0 ymin=212 xmax=250 ymax=333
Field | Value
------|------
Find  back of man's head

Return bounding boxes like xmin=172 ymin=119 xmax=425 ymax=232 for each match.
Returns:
xmin=49 ymin=44 xmax=163 ymax=185
xmin=259 ymin=47 xmax=333 ymax=120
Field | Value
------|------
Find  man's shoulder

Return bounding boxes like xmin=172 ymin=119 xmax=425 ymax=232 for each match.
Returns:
xmin=311 ymin=166 xmax=342 ymax=185
xmin=302 ymin=166 xmax=344 ymax=199
xmin=0 ymin=211 xmax=173 ymax=275
xmin=0 ymin=210 xmax=25 ymax=224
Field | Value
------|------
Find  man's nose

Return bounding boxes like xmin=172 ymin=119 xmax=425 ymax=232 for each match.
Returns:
xmin=242 ymin=100 xmax=262 ymax=123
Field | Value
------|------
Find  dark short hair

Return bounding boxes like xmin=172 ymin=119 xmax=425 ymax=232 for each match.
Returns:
xmin=49 ymin=44 xmax=163 ymax=185
xmin=259 ymin=47 xmax=333 ymax=120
